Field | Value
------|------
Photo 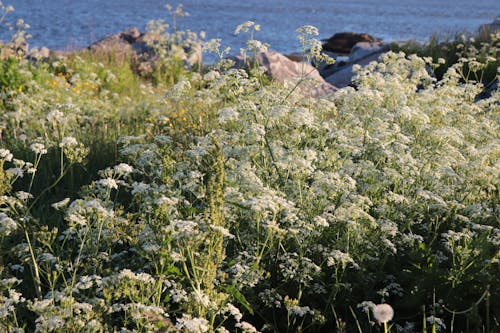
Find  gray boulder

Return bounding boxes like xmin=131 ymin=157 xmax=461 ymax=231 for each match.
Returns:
xmin=349 ymin=42 xmax=388 ymax=63
xmin=230 ymin=51 xmax=337 ymax=97
xmin=256 ymin=51 xmax=325 ymax=83
xmin=324 ymin=51 xmax=383 ymax=88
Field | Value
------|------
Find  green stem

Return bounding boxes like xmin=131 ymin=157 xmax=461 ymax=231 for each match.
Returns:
xmin=24 ymin=228 xmax=42 ymax=299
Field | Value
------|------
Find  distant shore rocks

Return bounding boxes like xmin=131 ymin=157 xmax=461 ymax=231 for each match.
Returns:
xmin=322 ymin=32 xmax=381 ymax=55
xmin=479 ymin=15 xmax=500 ymax=34
xmin=88 ymin=27 xmax=140 ymax=63
xmin=87 ymin=26 xmax=202 ymax=77
xmin=17 ymin=14 xmax=499 ymax=98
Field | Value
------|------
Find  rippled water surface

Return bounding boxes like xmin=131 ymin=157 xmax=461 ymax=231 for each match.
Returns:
xmin=2 ymin=0 xmax=499 ymax=53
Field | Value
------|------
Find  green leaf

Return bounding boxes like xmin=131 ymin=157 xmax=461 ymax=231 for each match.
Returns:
xmin=224 ymin=285 xmax=254 ymax=315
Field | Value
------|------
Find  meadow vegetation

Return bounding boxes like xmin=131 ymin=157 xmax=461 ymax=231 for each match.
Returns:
xmin=0 ymin=3 xmax=499 ymax=332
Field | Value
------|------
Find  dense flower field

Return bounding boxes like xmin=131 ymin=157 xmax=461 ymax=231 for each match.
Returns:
xmin=0 ymin=3 xmax=499 ymax=332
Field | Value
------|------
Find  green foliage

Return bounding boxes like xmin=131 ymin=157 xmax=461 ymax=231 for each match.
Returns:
xmin=390 ymin=31 xmax=500 ymax=85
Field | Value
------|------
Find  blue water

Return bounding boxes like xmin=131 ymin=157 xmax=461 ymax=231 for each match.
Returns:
xmin=2 ymin=0 xmax=499 ymax=54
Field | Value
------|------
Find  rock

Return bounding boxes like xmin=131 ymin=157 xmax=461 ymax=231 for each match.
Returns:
xmin=121 ymin=27 xmax=141 ymax=43
xmin=285 ymin=52 xmax=307 ymax=62
xmin=26 ymin=46 xmax=51 ymax=61
xmin=313 ymin=50 xmax=338 ymax=75
xmin=39 ymin=46 xmax=51 ymax=58
xmin=0 ymin=40 xmax=29 ymax=59
xmin=230 ymin=51 xmax=337 ymax=98
xmin=257 ymin=51 xmax=325 ymax=83
xmin=88 ymin=27 xmax=204 ymax=77
xmin=308 ymin=82 xmax=338 ymax=98
xmin=349 ymin=42 xmax=388 ymax=63
xmin=322 ymin=32 xmax=381 ymax=55
xmin=475 ymin=79 xmax=498 ymax=101
xmin=479 ymin=16 xmax=500 ymax=34
xmin=89 ymin=27 xmax=139 ymax=63
xmin=324 ymin=51 xmax=383 ymax=88
xmin=132 ymin=31 xmax=202 ymax=68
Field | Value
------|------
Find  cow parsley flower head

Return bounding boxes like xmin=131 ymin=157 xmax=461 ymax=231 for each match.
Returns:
xmin=218 ymin=107 xmax=239 ymax=124
xmin=175 ymin=314 xmax=209 ymax=332
xmin=0 ymin=148 xmax=13 ymax=162
xmin=46 ymin=109 xmax=65 ymax=123
xmin=95 ymin=178 xmax=118 ymax=190
xmin=30 ymin=143 xmax=47 ymax=155
xmin=59 ymin=136 xmax=78 ymax=148
xmin=51 ymin=198 xmax=70 ymax=210
xmin=0 ymin=213 xmax=17 ymax=236
xmin=113 ymin=163 xmax=134 ymax=176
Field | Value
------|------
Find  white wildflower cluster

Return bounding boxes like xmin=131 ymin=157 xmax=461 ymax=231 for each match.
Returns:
xmin=0 ymin=148 xmax=13 ymax=161
xmin=0 ymin=25 xmax=498 ymax=332
xmin=59 ymin=136 xmax=77 ymax=148
xmin=30 ymin=142 xmax=47 ymax=155
xmin=0 ymin=212 xmax=17 ymax=236
xmin=326 ymin=250 xmax=359 ymax=270
xmin=218 ymin=107 xmax=240 ymax=124
xmin=175 ymin=314 xmax=209 ymax=332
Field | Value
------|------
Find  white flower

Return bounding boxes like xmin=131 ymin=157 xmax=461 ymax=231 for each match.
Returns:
xmin=75 ymin=275 xmax=93 ymax=290
xmin=35 ymin=315 xmax=65 ymax=331
xmin=210 ymin=225 xmax=234 ymax=238
xmin=131 ymin=182 xmax=150 ymax=195
xmin=296 ymin=25 xmax=319 ymax=36
xmin=235 ymin=321 xmax=258 ymax=332
xmin=203 ymin=70 xmax=220 ymax=81
xmin=0 ymin=213 xmax=17 ymax=236
xmin=175 ymin=314 xmax=209 ymax=332
xmin=67 ymin=212 xmax=87 ymax=227
xmin=0 ymin=149 xmax=13 ymax=162
xmin=155 ymin=196 xmax=179 ymax=206
xmin=357 ymin=301 xmax=376 ymax=314
xmin=223 ymin=303 xmax=243 ymax=322
xmin=16 ymin=191 xmax=33 ymax=201
xmin=30 ymin=143 xmax=47 ymax=155
xmin=313 ymin=216 xmax=329 ymax=227
xmin=289 ymin=305 xmax=312 ymax=317
xmin=373 ymin=303 xmax=394 ymax=323
xmin=59 ymin=137 xmax=78 ymax=148
xmin=37 ymin=253 xmax=57 ymax=264
xmin=51 ymin=198 xmax=70 ymax=210
xmin=46 ymin=110 xmax=65 ymax=123
xmin=6 ymin=167 xmax=23 ymax=178
xmin=218 ymin=107 xmax=240 ymax=124
xmin=95 ymin=178 xmax=118 ymax=190
xmin=427 ymin=316 xmax=446 ymax=331
xmin=9 ymin=264 xmax=24 ymax=273
xmin=234 ymin=21 xmax=257 ymax=35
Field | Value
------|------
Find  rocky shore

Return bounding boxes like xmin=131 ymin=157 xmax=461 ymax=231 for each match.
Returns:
xmin=21 ymin=15 xmax=500 ymax=98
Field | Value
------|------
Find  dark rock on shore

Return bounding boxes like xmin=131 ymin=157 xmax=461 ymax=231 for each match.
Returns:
xmin=322 ymin=32 xmax=381 ymax=55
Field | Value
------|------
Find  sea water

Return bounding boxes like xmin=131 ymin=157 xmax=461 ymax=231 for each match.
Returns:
xmin=2 ymin=0 xmax=499 ymax=54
